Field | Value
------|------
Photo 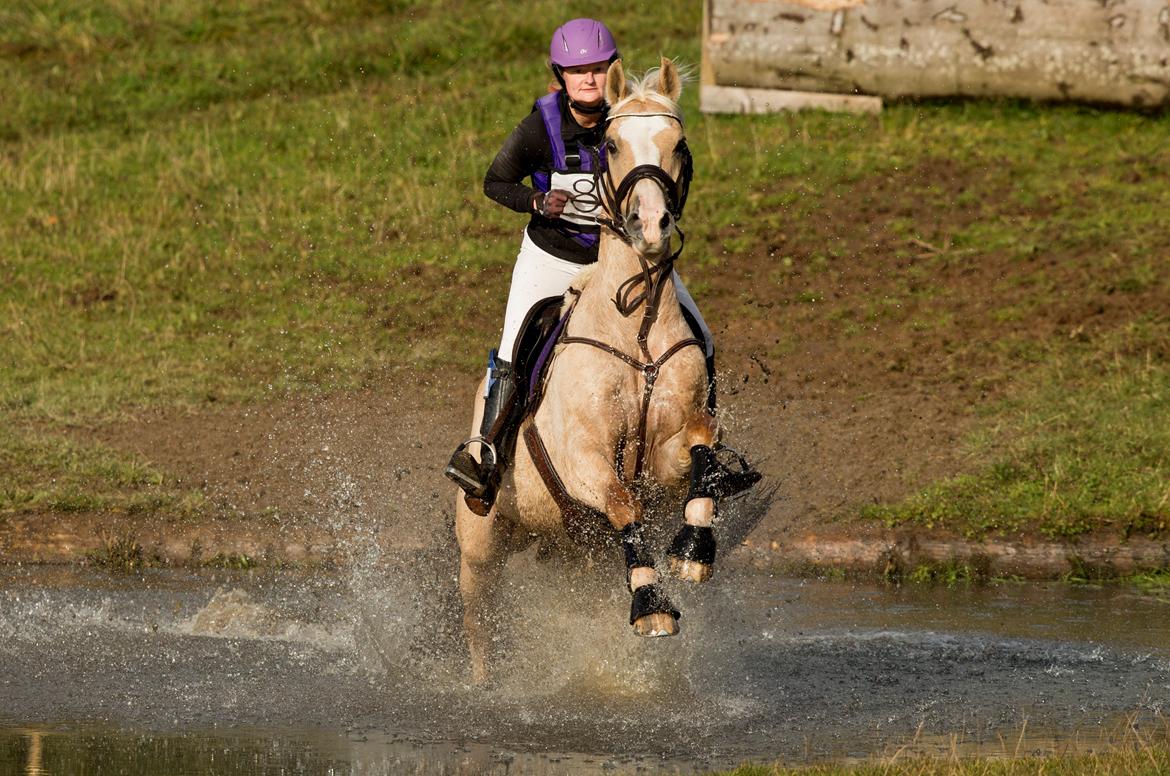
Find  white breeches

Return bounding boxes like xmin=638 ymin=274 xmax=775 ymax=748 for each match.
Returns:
xmin=497 ymin=229 xmax=714 ymax=362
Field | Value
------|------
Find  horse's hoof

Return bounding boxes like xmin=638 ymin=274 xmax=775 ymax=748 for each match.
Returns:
xmin=633 ymin=612 xmax=680 ymax=637
xmin=669 ymin=556 xmax=713 ymax=583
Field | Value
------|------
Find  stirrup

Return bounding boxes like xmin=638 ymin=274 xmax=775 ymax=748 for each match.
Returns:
xmin=710 ymin=444 xmax=761 ymax=498
xmin=444 ymin=436 xmax=499 ymax=498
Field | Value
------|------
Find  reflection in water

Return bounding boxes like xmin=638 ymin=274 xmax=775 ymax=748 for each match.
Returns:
xmin=24 ymin=731 xmax=44 ymax=776
xmin=0 ymin=727 xmax=675 ymax=776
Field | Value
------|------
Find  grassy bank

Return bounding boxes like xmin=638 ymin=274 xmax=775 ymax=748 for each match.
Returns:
xmin=714 ymin=719 xmax=1170 ymax=775
xmin=715 ymin=747 xmax=1170 ymax=776
xmin=2 ymin=0 xmax=1169 ymax=538
xmin=863 ymin=328 xmax=1170 ymax=539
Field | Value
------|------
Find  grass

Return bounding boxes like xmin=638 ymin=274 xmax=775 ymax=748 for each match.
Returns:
xmin=2 ymin=0 xmax=1169 ymax=540
xmin=711 ymin=717 xmax=1170 ymax=775
xmin=863 ymin=327 xmax=1170 ymax=539
xmin=0 ymin=425 xmax=205 ymax=516
xmin=1127 ymin=570 xmax=1170 ymax=595
xmin=713 ymin=748 xmax=1170 ymax=775
xmin=84 ymin=533 xmax=149 ymax=571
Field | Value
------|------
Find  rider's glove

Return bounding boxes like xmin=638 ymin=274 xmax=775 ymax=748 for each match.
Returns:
xmin=533 ymin=189 xmax=570 ymax=219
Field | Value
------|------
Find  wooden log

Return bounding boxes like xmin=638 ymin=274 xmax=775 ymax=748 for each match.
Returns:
xmin=704 ymin=0 xmax=1170 ymax=107
xmin=701 ymin=83 xmax=883 ymax=113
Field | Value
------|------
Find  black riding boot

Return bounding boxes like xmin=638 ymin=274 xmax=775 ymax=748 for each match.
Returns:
xmin=445 ymin=356 xmax=517 ymax=515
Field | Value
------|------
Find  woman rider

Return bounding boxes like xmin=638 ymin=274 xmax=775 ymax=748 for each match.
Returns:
xmin=445 ymin=18 xmax=718 ymax=509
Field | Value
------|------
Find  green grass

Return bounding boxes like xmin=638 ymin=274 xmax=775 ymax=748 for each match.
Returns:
xmin=0 ymin=425 xmax=204 ymax=516
xmin=2 ymin=0 xmax=1170 ymax=538
xmin=84 ymin=533 xmax=149 ymax=571
xmin=863 ymin=326 xmax=1170 ymax=539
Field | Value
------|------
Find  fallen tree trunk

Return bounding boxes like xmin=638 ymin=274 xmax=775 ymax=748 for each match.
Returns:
xmin=703 ymin=0 xmax=1170 ymax=108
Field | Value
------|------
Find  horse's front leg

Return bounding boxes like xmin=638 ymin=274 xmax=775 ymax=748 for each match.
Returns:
xmin=622 ymin=519 xmax=680 ymax=637
xmin=567 ymin=455 xmax=679 ymax=637
xmin=668 ymin=417 xmax=720 ymax=583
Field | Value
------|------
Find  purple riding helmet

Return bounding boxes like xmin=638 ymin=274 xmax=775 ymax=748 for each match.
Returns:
xmin=549 ymin=18 xmax=619 ymax=68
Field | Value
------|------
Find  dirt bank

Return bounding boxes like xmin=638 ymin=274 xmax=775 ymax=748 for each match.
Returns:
xmin=4 ymin=376 xmax=1165 ymax=578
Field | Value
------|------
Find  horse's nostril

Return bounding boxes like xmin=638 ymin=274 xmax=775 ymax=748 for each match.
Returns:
xmin=659 ymin=213 xmax=672 ymax=230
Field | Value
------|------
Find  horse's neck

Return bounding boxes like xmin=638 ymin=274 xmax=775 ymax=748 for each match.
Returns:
xmin=574 ymin=235 xmax=686 ymax=351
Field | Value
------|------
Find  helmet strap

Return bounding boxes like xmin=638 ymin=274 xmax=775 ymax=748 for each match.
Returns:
xmin=569 ymin=99 xmax=606 ymax=115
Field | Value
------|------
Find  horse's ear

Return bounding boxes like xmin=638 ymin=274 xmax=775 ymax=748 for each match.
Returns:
xmin=658 ymin=57 xmax=682 ymax=101
xmin=605 ymin=59 xmax=628 ymax=106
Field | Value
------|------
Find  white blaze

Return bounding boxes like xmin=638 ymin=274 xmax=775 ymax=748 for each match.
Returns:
xmin=613 ymin=115 xmax=674 ymax=247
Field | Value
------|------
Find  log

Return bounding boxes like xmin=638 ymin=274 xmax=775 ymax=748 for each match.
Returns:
xmin=701 ymin=83 xmax=883 ymax=113
xmin=703 ymin=0 xmax=1170 ymax=108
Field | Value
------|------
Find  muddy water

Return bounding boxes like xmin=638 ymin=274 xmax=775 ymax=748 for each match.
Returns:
xmin=1 ymin=556 xmax=1168 ymax=775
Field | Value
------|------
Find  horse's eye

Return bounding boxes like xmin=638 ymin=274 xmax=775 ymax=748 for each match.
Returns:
xmin=605 ymin=139 xmax=618 ymax=154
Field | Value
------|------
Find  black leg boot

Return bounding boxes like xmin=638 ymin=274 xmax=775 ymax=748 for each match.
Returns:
xmin=445 ymin=356 xmax=517 ymax=515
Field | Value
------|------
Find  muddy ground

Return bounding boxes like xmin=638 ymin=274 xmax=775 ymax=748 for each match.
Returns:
xmin=17 ymin=157 xmax=1170 ymax=574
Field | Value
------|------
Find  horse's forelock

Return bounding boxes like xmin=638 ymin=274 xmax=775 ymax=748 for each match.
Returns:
xmin=608 ymin=65 xmax=691 ymax=117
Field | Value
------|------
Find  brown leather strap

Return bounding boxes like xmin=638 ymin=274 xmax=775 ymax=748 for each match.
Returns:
xmin=562 ymin=335 xmax=644 ymax=369
xmin=523 ymin=422 xmax=608 ymax=533
xmin=632 ymin=337 xmax=703 ymax=477
xmin=560 ymin=335 xmax=703 ymax=480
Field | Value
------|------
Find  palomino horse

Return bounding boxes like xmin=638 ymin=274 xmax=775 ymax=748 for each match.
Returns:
xmin=456 ymin=59 xmax=746 ymax=683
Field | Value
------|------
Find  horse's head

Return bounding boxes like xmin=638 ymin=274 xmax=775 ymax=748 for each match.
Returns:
xmin=603 ymin=58 xmax=691 ymax=257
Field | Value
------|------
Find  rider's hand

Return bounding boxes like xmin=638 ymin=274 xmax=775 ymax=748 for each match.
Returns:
xmin=534 ymin=189 xmax=570 ymax=218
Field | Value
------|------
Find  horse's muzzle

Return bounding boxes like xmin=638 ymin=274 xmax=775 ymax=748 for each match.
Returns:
xmin=624 ymin=206 xmax=674 ymax=253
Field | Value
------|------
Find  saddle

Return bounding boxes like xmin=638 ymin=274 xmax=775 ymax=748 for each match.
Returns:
xmin=493 ymin=289 xmax=712 ymax=471
xmin=484 ymin=295 xmax=569 ymax=477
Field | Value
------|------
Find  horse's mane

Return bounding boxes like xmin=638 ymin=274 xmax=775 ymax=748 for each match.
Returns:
xmin=608 ymin=63 xmax=693 ymax=117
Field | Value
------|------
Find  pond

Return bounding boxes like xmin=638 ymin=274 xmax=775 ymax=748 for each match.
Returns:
xmin=2 ymin=556 xmax=1167 ymax=774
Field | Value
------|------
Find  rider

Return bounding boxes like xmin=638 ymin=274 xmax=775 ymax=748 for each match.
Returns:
xmin=445 ymin=18 xmax=720 ymax=510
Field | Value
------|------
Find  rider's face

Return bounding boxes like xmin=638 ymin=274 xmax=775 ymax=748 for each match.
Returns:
xmin=562 ymin=60 xmax=609 ymax=106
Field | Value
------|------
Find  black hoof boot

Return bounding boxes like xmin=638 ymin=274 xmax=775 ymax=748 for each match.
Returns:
xmin=667 ymin=524 xmax=716 ymax=583
xmin=630 ymin=584 xmax=680 ymax=636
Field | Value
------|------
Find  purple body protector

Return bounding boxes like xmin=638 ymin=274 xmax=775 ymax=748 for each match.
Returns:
xmin=530 ymin=92 xmax=605 ymax=250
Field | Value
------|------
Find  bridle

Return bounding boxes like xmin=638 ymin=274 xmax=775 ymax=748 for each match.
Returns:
xmin=580 ymin=109 xmax=695 ymax=357
xmin=591 ymin=111 xmax=692 ymax=245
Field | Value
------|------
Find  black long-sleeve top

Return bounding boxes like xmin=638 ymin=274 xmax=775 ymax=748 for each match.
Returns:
xmin=483 ymin=92 xmax=607 ymax=264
